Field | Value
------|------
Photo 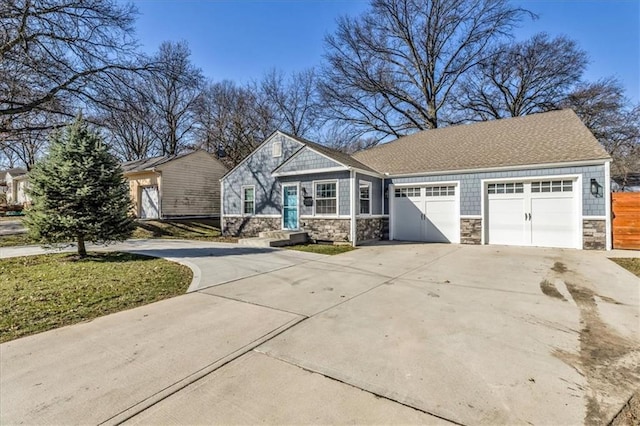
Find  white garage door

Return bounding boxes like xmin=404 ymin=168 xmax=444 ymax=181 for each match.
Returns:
xmin=393 ymin=185 xmax=460 ymax=243
xmin=486 ymin=179 xmax=579 ymax=249
xmin=140 ymin=186 xmax=160 ymax=219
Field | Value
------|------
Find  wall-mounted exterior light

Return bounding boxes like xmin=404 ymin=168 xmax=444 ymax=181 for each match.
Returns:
xmin=590 ymin=178 xmax=603 ymax=198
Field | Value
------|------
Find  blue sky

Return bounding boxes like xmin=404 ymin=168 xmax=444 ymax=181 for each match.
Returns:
xmin=131 ymin=0 xmax=640 ymax=103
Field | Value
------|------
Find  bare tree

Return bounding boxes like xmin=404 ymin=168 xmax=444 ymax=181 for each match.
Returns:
xmin=194 ymin=80 xmax=278 ymax=167
xmin=320 ymin=0 xmax=531 ymax=140
xmin=0 ymin=0 xmax=141 ymax=135
xmin=454 ymin=33 xmax=588 ymax=121
xmin=92 ymin=68 xmax=158 ymax=161
xmin=146 ymin=41 xmax=203 ymax=156
xmin=562 ymin=78 xmax=640 ymax=182
xmin=0 ymin=110 xmax=51 ymax=169
xmin=260 ymin=68 xmax=322 ymax=137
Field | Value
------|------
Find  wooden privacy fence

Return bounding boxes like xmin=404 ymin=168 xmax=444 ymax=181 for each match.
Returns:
xmin=612 ymin=192 xmax=640 ymax=250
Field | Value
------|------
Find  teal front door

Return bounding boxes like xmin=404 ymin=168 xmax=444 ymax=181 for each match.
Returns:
xmin=283 ymin=185 xmax=299 ymax=230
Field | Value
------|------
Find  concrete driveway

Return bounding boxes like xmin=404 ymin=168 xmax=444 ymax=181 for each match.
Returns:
xmin=1 ymin=242 xmax=639 ymax=425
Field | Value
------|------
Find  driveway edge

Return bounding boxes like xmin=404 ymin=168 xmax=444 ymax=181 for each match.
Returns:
xmin=99 ymin=315 xmax=306 ymax=426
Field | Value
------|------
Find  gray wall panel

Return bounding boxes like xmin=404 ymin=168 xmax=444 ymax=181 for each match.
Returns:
xmin=223 ymin=134 xmax=302 ymax=215
xmin=384 ymin=164 xmax=606 ymax=216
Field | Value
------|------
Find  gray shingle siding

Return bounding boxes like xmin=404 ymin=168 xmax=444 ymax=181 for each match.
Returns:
xmin=276 ymin=147 xmax=342 ymax=173
xmin=280 ymin=172 xmax=351 ymax=216
xmin=356 ymin=173 xmax=383 ymax=215
xmin=223 ymin=134 xmax=302 ymax=215
xmin=384 ymin=164 xmax=606 ymax=216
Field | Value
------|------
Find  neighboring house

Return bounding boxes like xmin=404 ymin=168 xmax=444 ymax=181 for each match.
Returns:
xmin=122 ymin=150 xmax=227 ymax=220
xmin=3 ymin=168 xmax=30 ymax=205
xmin=222 ymin=109 xmax=612 ymax=250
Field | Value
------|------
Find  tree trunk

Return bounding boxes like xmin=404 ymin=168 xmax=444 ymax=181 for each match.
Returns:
xmin=77 ymin=235 xmax=87 ymax=257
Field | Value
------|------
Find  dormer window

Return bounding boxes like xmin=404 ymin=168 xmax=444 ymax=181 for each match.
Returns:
xmin=272 ymin=140 xmax=282 ymax=158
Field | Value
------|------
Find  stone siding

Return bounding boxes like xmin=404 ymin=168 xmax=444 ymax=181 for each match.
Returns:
xmin=461 ymin=218 xmax=482 ymax=245
xmin=583 ymin=219 xmax=606 ymax=250
xmin=356 ymin=217 xmax=384 ymax=242
xmin=223 ymin=216 xmax=280 ymax=237
xmin=301 ymin=218 xmax=351 ymax=242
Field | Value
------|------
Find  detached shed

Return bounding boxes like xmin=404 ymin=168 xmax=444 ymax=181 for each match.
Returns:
xmin=122 ymin=151 xmax=227 ymax=219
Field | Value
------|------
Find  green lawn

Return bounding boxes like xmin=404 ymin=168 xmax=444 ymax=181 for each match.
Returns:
xmin=0 ymin=252 xmax=192 ymax=343
xmin=611 ymin=258 xmax=640 ymax=278
xmin=286 ymin=243 xmax=355 ymax=255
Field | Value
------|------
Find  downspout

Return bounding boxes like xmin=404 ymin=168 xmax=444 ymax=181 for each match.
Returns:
xmin=350 ymin=169 xmax=357 ymax=247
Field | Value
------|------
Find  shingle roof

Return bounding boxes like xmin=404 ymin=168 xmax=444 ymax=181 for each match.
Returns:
xmin=0 ymin=167 xmax=27 ymax=182
xmin=121 ymin=154 xmax=188 ymax=173
xmin=280 ymin=131 xmax=378 ymax=173
xmin=352 ymin=109 xmax=610 ymax=175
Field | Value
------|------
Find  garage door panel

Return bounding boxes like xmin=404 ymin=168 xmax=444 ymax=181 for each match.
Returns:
xmin=394 ymin=196 xmax=424 ymax=241
xmin=392 ymin=185 xmax=459 ymax=243
xmin=141 ymin=186 xmax=160 ymax=219
xmin=530 ymin=197 xmax=575 ymax=248
xmin=486 ymin=179 xmax=579 ymax=249
xmin=487 ymin=197 xmax=526 ymax=246
xmin=425 ymin=198 xmax=458 ymax=243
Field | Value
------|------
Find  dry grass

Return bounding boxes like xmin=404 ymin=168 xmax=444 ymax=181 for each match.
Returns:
xmin=611 ymin=258 xmax=640 ymax=278
xmin=0 ymin=252 xmax=192 ymax=343
xmin=285 ymin=243 xmax=355 ymax=255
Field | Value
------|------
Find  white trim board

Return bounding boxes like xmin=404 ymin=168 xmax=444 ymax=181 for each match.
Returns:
xmin=223 ymin=214 xmax=281 ymax=218
xmin=604 ymin=160 xmax=612 ymax=250
xmin=300 ymin=215 xmax=351 ymax=220
xmin=273 ymin=166 xmax=347 ymax=177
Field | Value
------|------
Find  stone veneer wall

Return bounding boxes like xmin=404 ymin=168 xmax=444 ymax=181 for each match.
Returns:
xmin=460 ymin=218 xmax=482 ymax=245
xmin=356 ymin=217 xmax=384 ymax=242
xmin=223 ymin=216 xmax=280 ymax=237
xmin=583 ymin=219 xmax=606 ymax=250
xmin=301 ymin=218 xmax=351 ymax=242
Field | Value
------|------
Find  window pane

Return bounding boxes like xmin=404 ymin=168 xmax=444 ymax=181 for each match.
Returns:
xmin=316 ymin=183 xmax=336 ymax=198
xmin=360 ymin=200 xmax=370 ymax=214
xmin=244 ymin=201 xmax=254 ymax=214
xmin=515 ymin=183 xmax=524 ymax=193
xmin=359 ymin=186 xmax=370 ymax=199
xmin=316 ymin=199 xmax=337 ymax=214
xmin=244 ymin=187 xmax=254 ymax=201
xmin=563 ymin=180 xmax=573 ymax=192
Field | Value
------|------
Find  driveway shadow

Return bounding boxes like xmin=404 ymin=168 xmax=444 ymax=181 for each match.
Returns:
xmin=124 ymin=246 xmax=279 ymax=259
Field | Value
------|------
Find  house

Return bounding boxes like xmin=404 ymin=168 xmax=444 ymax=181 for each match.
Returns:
xmin=122 ymin=150 xmax=227 ymax=220
xmin=2 ymin=168 xmax=30 ymax=205
xmin=221 ymin=110 xmax=612 ymax=250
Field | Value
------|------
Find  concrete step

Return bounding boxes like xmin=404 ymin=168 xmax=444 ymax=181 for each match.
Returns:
xmin=258 ymin=231 xmax=308 ymax=245
xmin=237 ymin=237 xmax=276 ymax=248
xmin=239 ymin=231 xmax=308 ymax=248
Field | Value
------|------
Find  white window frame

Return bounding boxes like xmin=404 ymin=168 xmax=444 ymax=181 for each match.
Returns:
xmin=272 ymin=140 xmax=282 ymax=158
xmin=359 ymin=181 xmax=372 ymax=216
xmin=313 ymin=180 xmax=339 ymax=216
xmin=241 ymin=185 xmax=255 ymax=216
